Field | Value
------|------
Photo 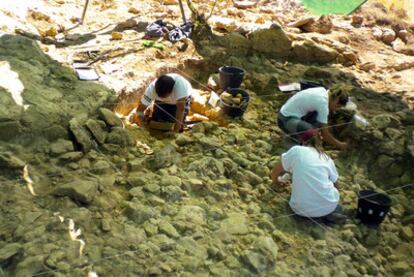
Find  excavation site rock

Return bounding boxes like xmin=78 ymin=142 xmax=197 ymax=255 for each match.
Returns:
xmin=0 ymin=1 xmax=414 ymax=276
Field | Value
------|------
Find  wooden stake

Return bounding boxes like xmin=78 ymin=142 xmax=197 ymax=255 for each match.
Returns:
xmin=178 ymin=0 xmax=187 ymax=23
xmin=81 ymin=0 xmax=90 ymax=24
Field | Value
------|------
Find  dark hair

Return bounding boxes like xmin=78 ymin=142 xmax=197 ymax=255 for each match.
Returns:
xmin=303 ymin=133 xmax=328 ymax=160
xmin=155 ymin=75 xmax=175 ymax=98
xmin=330 ymin=85 xmax=349 ymax=107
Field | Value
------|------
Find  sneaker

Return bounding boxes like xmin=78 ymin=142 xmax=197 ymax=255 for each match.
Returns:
xmin=323 ymin=212 xmax=347 ymax=225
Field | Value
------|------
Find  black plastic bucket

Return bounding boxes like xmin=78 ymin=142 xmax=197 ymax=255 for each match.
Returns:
xmin=300 ymin=80 xmax=325 ymax=90
xmin=219 ymin=66 xmax=245 ymax=90
xmin=220 ymin=88 xmax=250 ymax=118
xmin=357 ymin=189 xmax=392 ymax=226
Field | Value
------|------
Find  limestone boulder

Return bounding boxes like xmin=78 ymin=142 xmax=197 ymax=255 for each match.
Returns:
xmin=218 ymin=32 xmax=251 ymax=56
xmin=175 ymin=133 xmax=194 ymax=146
xmin=0 ymin=35 xmax=115 ymax=142
xmin=0 ymin=121 xmax=23 ymax=141
xmin=248 ymin=23 xmax=292 ymax=57
xmin=219 ymin=212 xmax=249 ymax=235
xmin=146 ymin=145 xmax=181 ymax=170
xmin=359 ymin=62 xmax=376 ymax=72
xmin=90 ymin=160 xmax=113 ymax=175
xmin=241 ymin=236 xmax=278 ymax=273
xmin=49 ymin=139 xmax=74 ymax=156
xmin=0 ymin=152 xmax=25 ymax=169
xmin=291 ymin=40 xmax=338 ymax=63
xmin=351 ymin=15 xmax=363 ymax=27
xmin=105 ymin=127 xmax=135 ymax=147
xmin=400 ymin=226 xmax=413 ymax=241
xmin=287 ymin=17 xmax=315 ymax=29
xmin=158 ymin=220 xmax=180 ymax=238
xmin=124 ymin=202 xmax=159 ymax=224
xmin=161 ymin=185 xmax=185 ymax=202
xmin=98 ymin=108 xmax=123 ymax=127
xmin=58 ymin=152 xmax=83 ymax=162
xmin=69 ymin=118 xmax=95 ymax=152
xmin=381 ymin=28 xmax=396 ymax=45
xmin=391 ymin=261 xmax=412 ymax=275
xmin=392 ymin=38 xmax=406 ymax=53
xmin=372 ymin=27 xmax=383 ymax=40
xmin=188 ymin=157 xmax=225 ymax=180
xmin=397 ymin=29 xmax=409 ymax=43
xmin=14 ymin=255 xmax=45 ymax=277
xmin=210 ymin=16 xmax=239 ymax=32
xmin=234 ymin=0 xmax=258 ymax=9
xmin=85 ymin=119 xmax=107 ymax=144
xmin=371 ymin=114 xmax=400 ymax=130
xmin=0 ymin=243 xmax=22 ymax=264
xmin=53 ymin=179 xmax=99 ymax=204
xmin=175 ymin=205 xmax=207 ymax=225
xmin=0 ymin=85 xmax=24 ymax=141
xmin=247 ymin=73 xmax=279 ymax=92
xmin=296 ymin=15 xmax=332 ymax=34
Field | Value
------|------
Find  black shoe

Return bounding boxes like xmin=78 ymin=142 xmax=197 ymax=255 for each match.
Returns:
xmin=323 ymin=212 xmax=347 ymax=225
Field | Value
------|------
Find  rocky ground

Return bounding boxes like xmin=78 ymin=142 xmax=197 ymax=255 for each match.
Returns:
xmin=0 ymin=0 xmax=414 ymax=276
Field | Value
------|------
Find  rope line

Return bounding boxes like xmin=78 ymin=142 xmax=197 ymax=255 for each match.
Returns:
xmin=263 ymin=182 xmax=328 ymax=230
xmin=173 ymin=66 xmax=295 ymax=100
xmin=270 ymin=182 xmax=414 ymax=221
xmin=29 ymin=181 xmax=414 ymax=277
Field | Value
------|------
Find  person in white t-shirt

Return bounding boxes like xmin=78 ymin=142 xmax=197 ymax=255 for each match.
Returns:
xmin=271 ymin=129 xmax=346 ymax=224
xmin=277 ymin=86 xmax=349 ymax=150
xmin=136 ymin=73 xmax=192 ymax=132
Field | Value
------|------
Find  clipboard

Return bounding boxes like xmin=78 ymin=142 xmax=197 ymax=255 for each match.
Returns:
xmin=73 ymin=60 xmax=100 ymax=81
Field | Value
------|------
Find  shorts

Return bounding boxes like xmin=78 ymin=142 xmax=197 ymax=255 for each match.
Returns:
xmin=152 ymin=96 xmax=191 ymax=123
xmin=277 ymin=111 xmax=322 ymax=136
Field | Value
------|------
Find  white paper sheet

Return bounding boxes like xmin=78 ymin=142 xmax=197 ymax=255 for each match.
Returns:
xmin=278 ymin=83 xmax=301 ymax=92
xmin=76 ymin=68 xmax=99 ymax=81
xmin=208 ymin=91 xmax=220 ymax=107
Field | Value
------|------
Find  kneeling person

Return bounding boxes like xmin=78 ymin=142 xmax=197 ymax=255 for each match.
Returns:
xmin=277 ymin=86 xmax=349 ymax=150
xmin=137 ymin=73 xmax=192 ymax=132
xmin=271 ymin=129 xmax=346 ymax=224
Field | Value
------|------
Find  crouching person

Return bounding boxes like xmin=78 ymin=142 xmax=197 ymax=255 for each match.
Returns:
xmin=136 ymin=73 xmax=192 ymax=132
xmin=271 ymin=129 xmax=347 ymax=224
xmin=277 ymin=85 xmax=349 ymax=150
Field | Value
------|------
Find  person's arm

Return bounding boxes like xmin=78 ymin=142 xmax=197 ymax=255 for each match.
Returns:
xmin=137 ymin=102 xmax=148 ymax=113
xmin=328 ymin=158 xmax=339 ymax=189
xmin=174 ymin=99 xmax=186 ymax=132
xmin=135 ymin=102 xmax=149 ymax=126
xmin=320 ymin=124 xmax=348 ymax=150
xmin=271 ymin=162 xmax=284 ymax=187
xmin=136 ymin=81 xmax=156 ymax=126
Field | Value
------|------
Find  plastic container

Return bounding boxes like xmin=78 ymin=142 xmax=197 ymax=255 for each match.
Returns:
xmin=357 ymin=189 xmax=392 ymax=226
xmin=220 ymin=88 xmax=250 ymax=118
xmin=354 ymin=114 xmax=369 ymax=126
xmin=299 ymin=80 xmax=324 ymax=90
xmin=219 ymin=66 xmax=245 ymax=90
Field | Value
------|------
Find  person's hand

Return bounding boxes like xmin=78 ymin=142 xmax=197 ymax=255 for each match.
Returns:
xmin=271 ymin=179 xmax=280 ymax=187
xmin=174 ymin=123 xmax=183 ymax=133
xmin=137 ymin=112 xmax=149 ymax=126
xmin=273 ymin=181 xmax=289 ymax=193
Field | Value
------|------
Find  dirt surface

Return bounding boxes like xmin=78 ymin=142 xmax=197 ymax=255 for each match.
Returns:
xmin=0 ymin=1 xmax=414 ymax=276
xmin=1 ymin=0 xmax=414 ymax=109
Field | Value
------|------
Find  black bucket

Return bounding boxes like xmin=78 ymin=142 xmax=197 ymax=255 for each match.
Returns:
xmin=300 ymin=80 xmax=325 ymax=90
xmin=219 ymin=66 xmax=245 ymax=90
xmin=220 ymin=88 xmax=250 ymax=118
xmin=357 ymin=189 xmax=392 ymax=226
